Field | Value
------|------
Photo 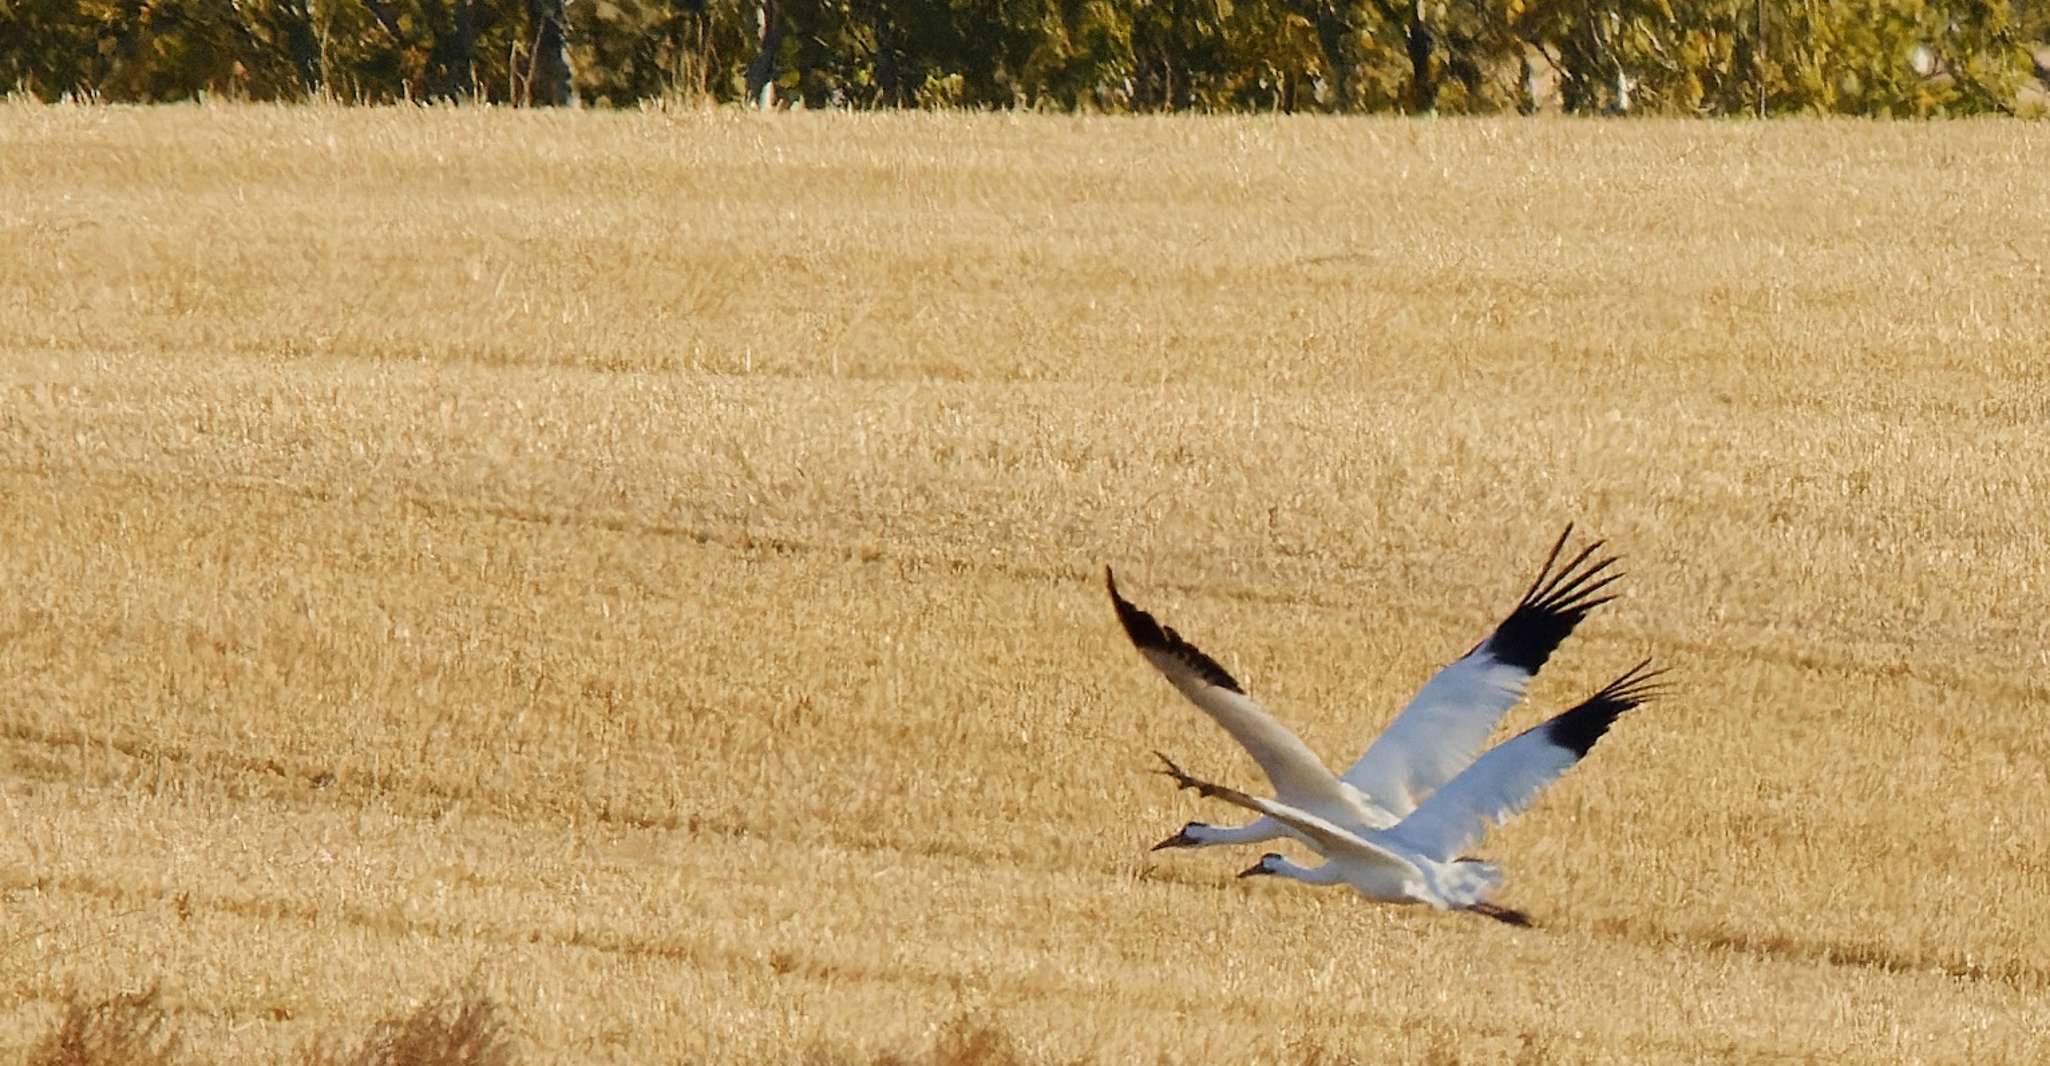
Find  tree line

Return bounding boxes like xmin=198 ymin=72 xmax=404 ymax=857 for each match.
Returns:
xmin=2 ymin=0 xmax=2045 ymax=115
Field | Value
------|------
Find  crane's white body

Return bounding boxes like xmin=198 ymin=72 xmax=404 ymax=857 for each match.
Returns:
xmin=1156 ymin=659 xmax=1665 ymax=922
xmin=1108 ymin=526 xmax=1622 ymax=853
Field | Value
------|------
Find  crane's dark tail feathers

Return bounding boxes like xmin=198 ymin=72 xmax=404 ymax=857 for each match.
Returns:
xmin=1467 ymin=901 xmax=1534 ymax=927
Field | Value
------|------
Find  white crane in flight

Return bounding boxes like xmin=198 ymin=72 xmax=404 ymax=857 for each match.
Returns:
xmin=1153 ymin=659 xmax=1668 ymax=925
xmin=1107 ymin=525 xmax=1621 ymax=853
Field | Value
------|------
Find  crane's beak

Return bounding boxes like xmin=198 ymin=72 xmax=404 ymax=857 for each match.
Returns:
xmin=1150 ymin=828 xmax=1197 ymax=851
xmin=1236 ymin=861 xmax=1271 ymax=878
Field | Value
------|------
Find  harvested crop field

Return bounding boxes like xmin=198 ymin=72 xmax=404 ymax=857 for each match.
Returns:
xmin=2 ymin=104 xmax=2048 ymax=1063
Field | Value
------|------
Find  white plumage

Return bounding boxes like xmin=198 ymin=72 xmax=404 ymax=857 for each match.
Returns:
xmin=1156 ymin=659 xmax=1667 ymax=924
xmin=1107 ymin=526 xmax=1620 ymax=852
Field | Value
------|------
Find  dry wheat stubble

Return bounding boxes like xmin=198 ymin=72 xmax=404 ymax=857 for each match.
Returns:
xmin=1 ymin=104 xmax=2048 ymax=1063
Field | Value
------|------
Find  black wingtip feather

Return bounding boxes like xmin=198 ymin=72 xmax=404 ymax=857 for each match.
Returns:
xmin=1482 ymin=526 xmax=1624 ymax=675
xmin=1104 ymin=567 xmax=1245 ymax=695
xmin=1545 ymin=658 xmax=1667 ymax=758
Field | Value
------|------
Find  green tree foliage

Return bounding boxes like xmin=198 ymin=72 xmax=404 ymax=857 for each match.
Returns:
xmin=0 ymin=0 xmax=2042 ymax=112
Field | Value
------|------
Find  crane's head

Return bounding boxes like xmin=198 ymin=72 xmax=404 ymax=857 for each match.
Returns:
xmin=1237 ymin=853 xmax=1286 ymax=878
xmin=1149 ymin=821 xmax=1211 ymax=851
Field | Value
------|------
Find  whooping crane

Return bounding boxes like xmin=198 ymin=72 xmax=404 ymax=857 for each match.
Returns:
xmin=1107 ymin=525 xmax=1620 ymax=852
xmin=1155 ymin=658 xmax=1669 ymax=925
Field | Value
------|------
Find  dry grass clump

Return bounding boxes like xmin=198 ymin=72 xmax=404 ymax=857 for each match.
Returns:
xmin=24 ymin=987 xmax=181 ymax=1066
xmin=23 ymin=988 xmax=514 ymax=1066
xmin=18 ymin=999 xmax=1360 ymax=1066
xmin=804 ymin=1018 xmax=1031 ymax=1066
xmin=299 ymin=991 xmax=515 ymax=1066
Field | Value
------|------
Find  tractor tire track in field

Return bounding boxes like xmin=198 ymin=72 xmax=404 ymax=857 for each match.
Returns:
xmin=7 ymin=461 xmax=2042 ymax=713
xmin=10 ymin=466 xmax=2048 ymax=1001
xmin=1581 ymin=913 xmax=2048 ymax=991
xmin=5 ymin=869 xmax=1797 ymax=1062
xmin=11 ymin=720 xmax=2046 ymax=996
xmin=2 ymin=717 xmax=1027 ymax=869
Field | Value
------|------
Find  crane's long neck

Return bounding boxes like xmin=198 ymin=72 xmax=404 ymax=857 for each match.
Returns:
xmin=1187 ymin=819 xmax=1287 ymax=847
xmin=1268 ymin=857 xmax=1348 ymax=887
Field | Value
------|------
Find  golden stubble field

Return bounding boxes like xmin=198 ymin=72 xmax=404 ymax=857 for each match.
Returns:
xmin=2 ymin=103 xmax=2048 ymax=1063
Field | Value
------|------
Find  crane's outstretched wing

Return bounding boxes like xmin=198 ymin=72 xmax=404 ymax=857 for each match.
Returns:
xmin=1341 ymin=525 xmax=1622 ymax=815
xmin=1152 ymin=752 xmax=1416 ymax=876
xmin=1382 ymin=659 xmax=1668 ymax=864
xmin=1108 ymin=568 xmax=1381 ymax=825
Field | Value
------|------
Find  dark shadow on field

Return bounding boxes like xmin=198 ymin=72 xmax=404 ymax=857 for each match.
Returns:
xmin=1575 ymin=913 xmax=2048 ymax=990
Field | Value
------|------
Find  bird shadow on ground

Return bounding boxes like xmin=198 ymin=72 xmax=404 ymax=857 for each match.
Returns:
xmin=1571 ymin=913 xmax=2047 ymax=990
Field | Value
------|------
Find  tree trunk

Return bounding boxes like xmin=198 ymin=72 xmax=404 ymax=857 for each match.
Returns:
xmin=1557 ymin=31 xmax=1597 ymax=113
xmin=1516 ymin=46 xmax=1536 ymax=114
xmin=870 ymin=4 xmax=915 ymax=106
xmin=1309 ymin=0 xmax=1354 ymax=109
xmin=427 ymin=0 xmax=478 ymax=101
xmin=524 ymin=0 xmax=575 ymax=106
xmin=270 ymin=0 xmax=323 ymax=98
xmin=1754 ymin=0 xmax=1766 ymax=117
xmin=744 ymin=0 xmax=783 ymax=109
xmin=452 ymin=0 xmax=476 ymax=99
xmin=1406 ymin=0 xmax=1437 ymax=114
